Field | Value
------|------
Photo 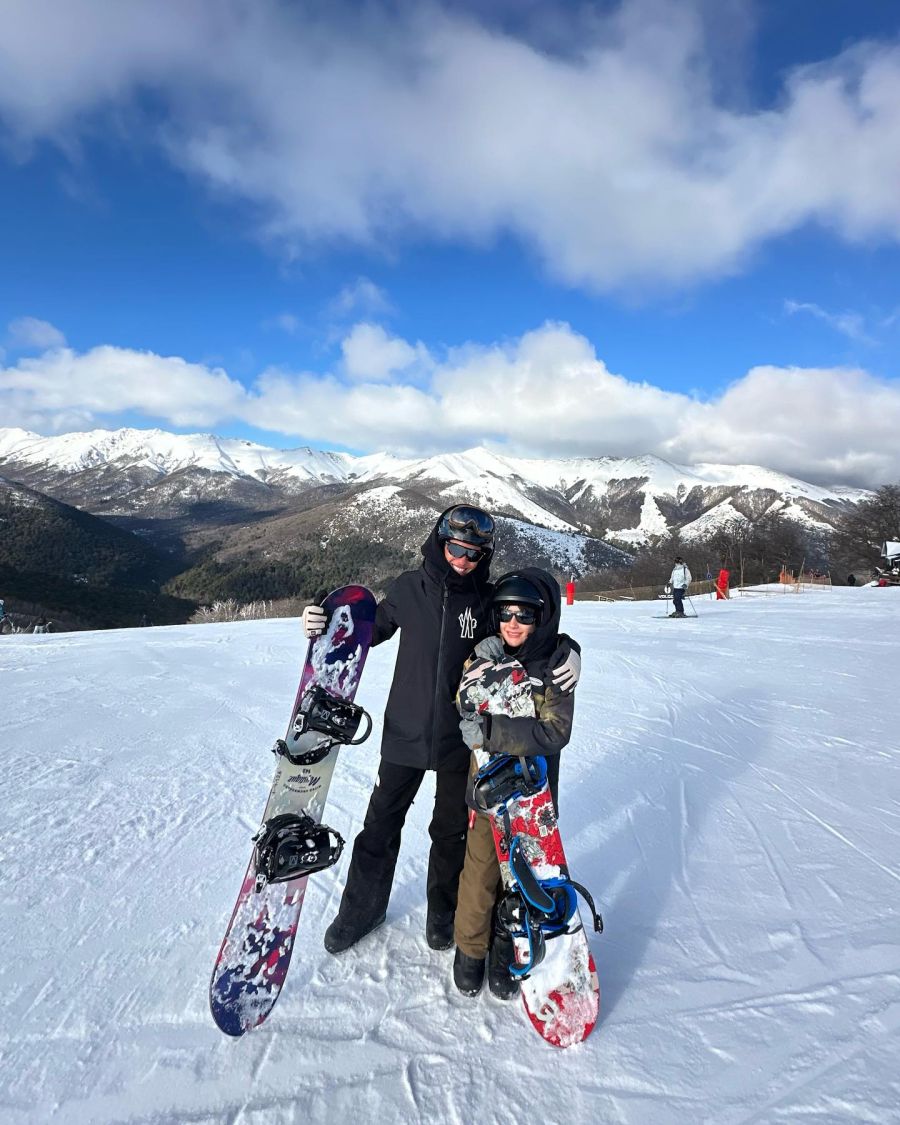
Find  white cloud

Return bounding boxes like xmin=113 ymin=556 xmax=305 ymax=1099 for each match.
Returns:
xmin=0 ymin=345 xmax=248 ymax=429
xmin=326 ymin=278 xmax=395 ymax=321
xmin=7 ymin=317 xmax=66 ymax=350
xmin=2 ymin=1 xmax=900 ymax=291
xmin=663 ymin=363 xmax=900 ymax=486
xmin=3 ymin=322 xmax=900 ymax=486
xmin=784 ymin=300 xmax=874 ymax=344
xmin=245 ymin=368 xmax=441 ymax=448
xmin=340 ymin=323 xmax=430 ymax=382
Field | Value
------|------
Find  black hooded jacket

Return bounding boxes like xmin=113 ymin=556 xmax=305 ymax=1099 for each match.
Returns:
xmin=372 ymin=516 xmax=494 ymax=771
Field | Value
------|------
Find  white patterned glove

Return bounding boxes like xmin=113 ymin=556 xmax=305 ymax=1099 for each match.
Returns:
xmin=551 ymin=648 xmax=581 ymax=693
xmin=301 ymin=604 xmax=327 ymax=638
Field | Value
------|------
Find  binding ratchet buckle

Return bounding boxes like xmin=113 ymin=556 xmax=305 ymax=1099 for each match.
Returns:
xmin=274 ymin=685 xmax=373 ymax=765
xmin=252 ymin=812 xmax=345 ymax=890
xmin=472 ymin=754 xmax=547 ymax=814
xmin=495 ymin=836 xmax=603 ymax=978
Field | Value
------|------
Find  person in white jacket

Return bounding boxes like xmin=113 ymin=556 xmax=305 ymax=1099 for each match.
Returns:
xmin=669 ymin=556 xmax=692 ymax=617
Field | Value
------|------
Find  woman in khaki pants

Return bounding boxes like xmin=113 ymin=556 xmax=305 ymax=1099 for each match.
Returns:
xmin=452 ymin=568 xmax=577 ymax=999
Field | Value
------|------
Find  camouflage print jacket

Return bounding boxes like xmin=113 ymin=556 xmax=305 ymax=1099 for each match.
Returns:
xmin=457 ymin=637 xmax=575 ymax=809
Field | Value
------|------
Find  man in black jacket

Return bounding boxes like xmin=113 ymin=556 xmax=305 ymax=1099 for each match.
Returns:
xmin=302 ymin=504 xmax=582 ymax=954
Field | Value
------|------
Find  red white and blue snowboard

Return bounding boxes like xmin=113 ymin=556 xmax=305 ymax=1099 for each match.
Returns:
xmin=209 ymin=585 xmax=376 ymax=1036
xmin=460 ymin=656 xmax=601 ymax=1048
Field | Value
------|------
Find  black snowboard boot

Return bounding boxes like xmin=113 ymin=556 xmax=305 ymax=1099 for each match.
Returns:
xmin=453 ymin=949 xmax=486 ymax=996
xmin=487 ymin=933 xmax=520 ymax=1000
xmin=323 ymin=910 xmax=387 ymax=955
xmin=425 ymin=911 xmax=455 ymax=951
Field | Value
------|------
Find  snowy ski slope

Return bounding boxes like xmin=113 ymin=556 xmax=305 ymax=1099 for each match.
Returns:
xmin=1 ymin=587 xmax=897 ymax=1123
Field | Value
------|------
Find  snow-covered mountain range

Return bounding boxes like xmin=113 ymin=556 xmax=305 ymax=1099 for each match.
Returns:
xmin=0 ymin=426 xmax=866 ymax=549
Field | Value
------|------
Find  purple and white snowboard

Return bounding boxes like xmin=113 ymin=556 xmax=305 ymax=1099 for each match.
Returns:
xmin=209 ymin=585 xmax=376 ymax=1036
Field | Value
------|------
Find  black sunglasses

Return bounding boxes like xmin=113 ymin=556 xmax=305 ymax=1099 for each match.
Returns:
xmin=446 ymin=541 xmax=483 ymax=562
xmin=498 ymin=606 xmax=538 ymax=625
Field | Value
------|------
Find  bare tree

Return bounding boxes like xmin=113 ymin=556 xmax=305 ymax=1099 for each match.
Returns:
xmin=580 ymin=511 xmax=828 ymax=591
xmin=831 ymin=484 xmax=900 ymax=579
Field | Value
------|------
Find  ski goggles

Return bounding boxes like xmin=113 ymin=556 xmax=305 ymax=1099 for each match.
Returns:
xmin=445 ymin=541 xmax=484 ymax=562
xmin=497 ymin=606 xmax=539 ymax=625
xmin=440 ymin=505 xmax=495 ymax=546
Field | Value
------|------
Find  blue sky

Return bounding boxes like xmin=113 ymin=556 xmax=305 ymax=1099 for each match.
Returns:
xmin=1 ymin=0 xmax=900 ymax=486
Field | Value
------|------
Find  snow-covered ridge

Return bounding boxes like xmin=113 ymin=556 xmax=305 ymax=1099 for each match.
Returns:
xmin=0 ymin=427 xmax=357 ymax=482
xmin=501 ymin=450 xmax=863 ymax=505
xmin=0 ymin=427 xmax=869 ymax=544
xmin=0 ymin=427 xmax=868 ymax=501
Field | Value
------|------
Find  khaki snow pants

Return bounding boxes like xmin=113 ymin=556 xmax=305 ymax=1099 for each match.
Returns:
xmin=453 ymin=811 xmax=502 ymax=959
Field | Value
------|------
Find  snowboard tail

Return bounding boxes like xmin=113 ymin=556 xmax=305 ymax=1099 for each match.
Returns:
xmin=487 ymin=783 xmax=601 ymax=1047
xmin=209 ymin=585 xmax=377 ymax=1037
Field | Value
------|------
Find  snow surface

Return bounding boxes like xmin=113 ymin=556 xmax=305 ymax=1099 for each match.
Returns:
xmin=615 ymin=490 xmax=670 ymax=545
xmin=496 ymin=516 xmax=610 ymax=572
xmin=1 ymin=587 xmax=898 ymax=1123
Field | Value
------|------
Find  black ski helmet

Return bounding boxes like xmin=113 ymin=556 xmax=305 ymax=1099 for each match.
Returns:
xmin=437 ymin=504 xmax=495 ymax=550
xmin=491 ymin=573 xmax=544 ymax=628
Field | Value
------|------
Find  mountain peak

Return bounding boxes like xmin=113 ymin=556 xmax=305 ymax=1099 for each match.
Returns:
xmin=0 ymin=424 xmax=869 ymax=545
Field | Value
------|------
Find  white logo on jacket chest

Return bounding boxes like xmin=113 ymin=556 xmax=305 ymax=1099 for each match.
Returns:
xmin=458 ymin=607 xmax=477 ymax=639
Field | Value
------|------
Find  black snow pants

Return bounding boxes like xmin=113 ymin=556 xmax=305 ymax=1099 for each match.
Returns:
xmin=334 ymin=761 xmax=470 ymax=924
xmin=672 ymin=586 xmax=686 ymax=614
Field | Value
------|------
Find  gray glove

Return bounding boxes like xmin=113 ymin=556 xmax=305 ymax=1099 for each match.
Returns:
xmin=301 ymin=604 xmax=327 ymax=638
xmin=460 ymin=714 xmax=484 ymax=751
xmin=474 ymin=635 xmax=505 ymax=660
xmin=551 ymin=648 xmax=581 ymax=693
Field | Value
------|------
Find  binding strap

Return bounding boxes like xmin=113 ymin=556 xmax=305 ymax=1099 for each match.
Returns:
xmin=496 ymin=836 xmax=604 ymax=978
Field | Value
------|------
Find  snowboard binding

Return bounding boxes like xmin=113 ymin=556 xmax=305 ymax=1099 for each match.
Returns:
xmin=472 ymin=754 xmax=548 ymax=814
xmin=276 ymin=685 xmax=373 ymax=765
xmin=495 ymin=836 xmax=603 ymax=978
xmin=252 ymin=812 xmax=345 ymax=891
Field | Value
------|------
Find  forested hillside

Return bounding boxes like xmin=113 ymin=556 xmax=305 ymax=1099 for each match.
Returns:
xmin=0 ymin=479 xmax=193 ymax=628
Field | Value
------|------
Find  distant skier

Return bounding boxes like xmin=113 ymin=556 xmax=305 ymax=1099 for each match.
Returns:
xmin=453 ymin=569 xmax=574 ymax=1000
xmin=669 ymin=556 xmax=692 ymax=618
xmin=300 ymin=506 xmax=582 ymax=956
xmin=33 ymin=616 xmax=51 ymax=634
xmin=0 ymin=599 xmax=10 ymax=635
